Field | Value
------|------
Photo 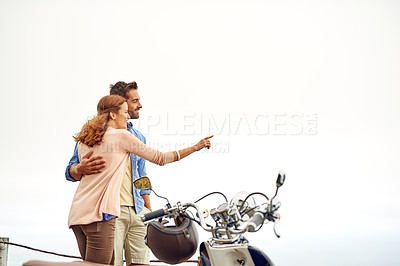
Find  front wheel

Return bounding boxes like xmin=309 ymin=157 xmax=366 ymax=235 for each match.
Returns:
xmin=248 ymin=246 xmax=275 ymax=266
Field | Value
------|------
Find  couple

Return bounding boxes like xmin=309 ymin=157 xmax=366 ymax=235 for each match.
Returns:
xmin=65 ymin=82 xmax=212 ymax=265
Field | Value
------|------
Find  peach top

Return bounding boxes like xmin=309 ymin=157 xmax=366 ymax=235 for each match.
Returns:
xmin=68 ymin=127 xmax=174 ymax=228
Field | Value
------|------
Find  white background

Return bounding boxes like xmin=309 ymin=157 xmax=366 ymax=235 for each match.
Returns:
xmin=1 ymin=0 xmax=400 ymax=265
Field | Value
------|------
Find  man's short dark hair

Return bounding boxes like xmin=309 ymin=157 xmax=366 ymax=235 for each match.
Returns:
xmin=110 ymin=81 xmax=138 ymax=99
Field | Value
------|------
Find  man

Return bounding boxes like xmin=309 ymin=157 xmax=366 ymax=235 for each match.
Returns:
xmin=65 ymin=81 xmax=151 ymax=266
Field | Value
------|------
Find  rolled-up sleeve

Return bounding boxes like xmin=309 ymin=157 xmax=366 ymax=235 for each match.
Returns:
xmin=65 ymin=143 xmax=80 ymax=182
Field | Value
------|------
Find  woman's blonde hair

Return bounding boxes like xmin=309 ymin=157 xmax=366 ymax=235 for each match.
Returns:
xmin=74 ymin=95 xmax=127 ymax=147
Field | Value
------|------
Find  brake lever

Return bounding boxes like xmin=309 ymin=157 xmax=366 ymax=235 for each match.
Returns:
xmin=273 ymin=222 xmax=280 ymax=238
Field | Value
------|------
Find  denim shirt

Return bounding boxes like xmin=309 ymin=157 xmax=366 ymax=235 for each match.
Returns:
xmin=65 ymin=122 xmax=151 ymax=217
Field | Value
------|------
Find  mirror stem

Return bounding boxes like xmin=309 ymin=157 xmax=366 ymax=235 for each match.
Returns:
xmin=270 ymin=187 xmax=279 ymax=205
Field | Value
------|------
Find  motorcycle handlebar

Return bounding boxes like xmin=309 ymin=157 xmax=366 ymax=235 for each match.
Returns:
xmin=141 ymin=202 xmax=275 ymax=236
xmin=183 ymin=203 xmax=270 ymax=235
xmin=247 ymin=212 xmax=265 ymax=232
xmin=142 ymin=208 xmax=166 ymax=222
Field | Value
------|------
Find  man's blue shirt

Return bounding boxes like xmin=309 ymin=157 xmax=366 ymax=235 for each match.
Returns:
xmin=65 ymin=121 xmax=150 ymax=215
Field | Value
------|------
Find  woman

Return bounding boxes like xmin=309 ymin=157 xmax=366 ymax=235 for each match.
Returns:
xmin=68 ymin=95 xmax=212 ymax=264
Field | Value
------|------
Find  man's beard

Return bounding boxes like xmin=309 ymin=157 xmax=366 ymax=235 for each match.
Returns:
xmin=129 ymin=110 xmax=139 ymax=119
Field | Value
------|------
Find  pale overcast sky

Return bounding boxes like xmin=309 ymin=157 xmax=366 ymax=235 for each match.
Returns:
xmin=1 ymin=0 xmax=400 ymax=265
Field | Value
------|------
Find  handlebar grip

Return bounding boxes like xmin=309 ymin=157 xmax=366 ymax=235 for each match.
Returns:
xmin=248 ymin=212 xmax=264 ymax=232
xmin=142 ymin=208 xmax=166 ymax=222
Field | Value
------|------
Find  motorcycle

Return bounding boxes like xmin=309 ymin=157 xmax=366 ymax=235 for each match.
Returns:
xmin=134 ymin=170 xmax=286 ymax=266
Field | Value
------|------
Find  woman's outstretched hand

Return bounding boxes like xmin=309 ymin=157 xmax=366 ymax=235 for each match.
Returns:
xmin=194 ymin=135 xmax=214 ymax=151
